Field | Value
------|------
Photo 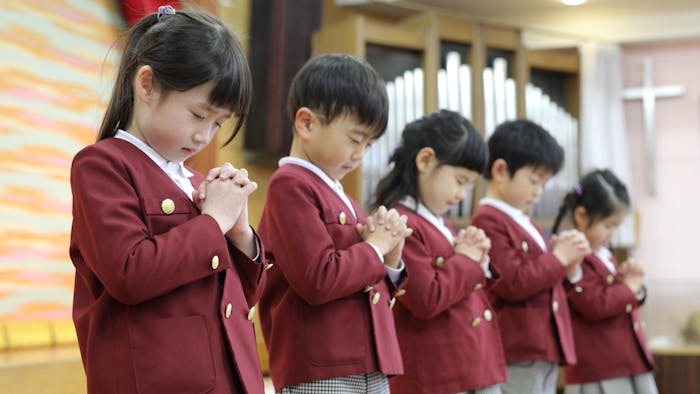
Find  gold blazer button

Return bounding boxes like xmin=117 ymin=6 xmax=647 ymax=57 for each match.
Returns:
xmin=339 ymin=211 xmax=346 ymax=225
xmin=521 ymin=241 xmax=529 ymax=252
xmin=435 ymin=256 xmax=445 ymax=267
xmin=161 ymin=198 xmax=175 ymax=215
xmin=247 ymin=306 xmax=256 ymax=321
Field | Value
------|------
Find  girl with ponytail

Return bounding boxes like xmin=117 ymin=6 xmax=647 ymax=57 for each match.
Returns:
xmin=555 ymin=169 xmax=658 ymax=394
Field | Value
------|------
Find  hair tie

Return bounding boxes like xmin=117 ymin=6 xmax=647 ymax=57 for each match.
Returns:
xmin=157 ymin=5 xmax=176 ymax=21
xmin=574 ymin=184 xmax=583 ymax=196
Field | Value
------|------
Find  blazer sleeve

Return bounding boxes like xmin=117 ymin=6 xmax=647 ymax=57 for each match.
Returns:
xmin=263 ymin=174 xmax=387 ymax=306
xmin=226 ymin=230 xmax=266 ymax=307
xmin=566 ymin=261 xmax=639 ymax=321
xmin=472 ymin=211 xmax=566 ymax=302
xmin=398 ymin=226 xmax=484 ymax=320
xmin=70 ymin=147 xmax=235 ymax=305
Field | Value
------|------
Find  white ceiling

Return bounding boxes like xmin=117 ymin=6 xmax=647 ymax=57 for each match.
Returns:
xmin=338 ymin=0 xmax=700 ymax=48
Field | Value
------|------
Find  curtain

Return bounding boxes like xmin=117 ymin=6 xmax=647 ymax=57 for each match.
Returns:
xmin=578 ymin=42 xmax=635 ymax=246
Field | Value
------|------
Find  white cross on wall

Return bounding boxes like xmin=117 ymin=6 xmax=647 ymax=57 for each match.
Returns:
xmin=622 ymin=57 xmax=685 ymax=196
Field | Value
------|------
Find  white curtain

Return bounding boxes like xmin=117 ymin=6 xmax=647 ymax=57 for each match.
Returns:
xmin=578 ymin=42 xmax=635 ymax=246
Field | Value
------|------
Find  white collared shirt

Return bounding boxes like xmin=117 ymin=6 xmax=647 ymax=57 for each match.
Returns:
xmin=595 ymin=247 xmax=617 ymax=274
xmin=400 ymin=196 xmax=492 ymax=277
xmin=480 ymin=197 xmax=547 ymax=252
xmin=115 ymin=130 xmax=195 ymax=200
xmin=279 ymin=157 xmax=405 ymax=282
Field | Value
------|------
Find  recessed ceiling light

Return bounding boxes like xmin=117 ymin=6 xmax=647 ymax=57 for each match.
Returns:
xmin=562 ymin=0 xmax=586 ymax=5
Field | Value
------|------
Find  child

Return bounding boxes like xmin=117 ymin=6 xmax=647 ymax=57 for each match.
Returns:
xmin=553 ymin=169 xmax=657 ymax=394
xmin=470 ymin=119 xmax=591 ymax=394
xmin=372 ymin=110 xmax=507 ymax=394
xmin=257 ymin=53 xmax=412 ymax=393
xmin=69 ymin=6 xmax=266 ymax=393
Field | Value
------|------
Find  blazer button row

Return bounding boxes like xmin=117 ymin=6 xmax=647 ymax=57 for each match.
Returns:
xmin=224 ymin=304 xmax=256 ymax=321
xmin=471 ymin=309 xmax=494 ymax=327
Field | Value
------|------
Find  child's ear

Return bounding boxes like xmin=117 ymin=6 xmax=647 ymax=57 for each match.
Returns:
xmin=133 ymin=65 xmax=157 ymax=103
xmin=573 ymin=206 xmax=589 ymax=230
xmin=415 ymin=147 xmax=436 ymax=172
xmin=491 ymin=158 xmax=509 ymax=180
xmin=294 ymin=107 xmax=315 ymax=141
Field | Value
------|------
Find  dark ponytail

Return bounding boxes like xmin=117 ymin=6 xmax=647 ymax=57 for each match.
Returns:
xmin=552 ymin=169 xmax=630 ymax=233
xmin=372 ymin=110 xmax=487 ymax=210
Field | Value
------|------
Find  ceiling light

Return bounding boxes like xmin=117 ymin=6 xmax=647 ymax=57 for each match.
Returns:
xmin=561 ymin=0 xmax=586 ymax=5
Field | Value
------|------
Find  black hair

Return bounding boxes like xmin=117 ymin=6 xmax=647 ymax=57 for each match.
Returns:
xmin=287 ymin=53 xmax=388 ymax=138
xmin=371 ymin=110 xmax=487 ymax=210
xmin=552 ymin=169 xmax=630 ymax=234
xmin=98 ymin=8 xmax=252 ymax=146
xmin=484 ymin=119 xmax=564 ymax=179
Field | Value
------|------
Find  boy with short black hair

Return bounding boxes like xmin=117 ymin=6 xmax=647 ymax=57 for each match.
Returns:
xmin=258 ymin=53 xmax=410 ymax=393
xmin=471 ymin=119 xmax=591 ymax=394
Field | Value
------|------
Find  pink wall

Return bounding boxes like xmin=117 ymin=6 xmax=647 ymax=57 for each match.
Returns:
xmin=623 ymin=42 xmax=700 ymax=346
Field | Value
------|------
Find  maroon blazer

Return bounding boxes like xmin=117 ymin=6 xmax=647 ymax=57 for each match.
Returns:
xmin=257 ymin=164 xmax=405 ymax=391
xmin=389 ymin=205 xmax=507 ymax=394
xmin=564 ymin=253 xmax=655 ymax=384
xmin=70 ymin=138 xmax=266 ymax=394
xmin=471 ymin=204 xmax=576 ymax=365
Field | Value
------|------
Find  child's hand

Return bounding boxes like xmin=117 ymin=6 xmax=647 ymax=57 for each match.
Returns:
xmin=364 ymin=206 xmax=412 ymax=255
xmin=552 ymin=229 xmax=591 ymax=268
xmin=383 ymin=237 xmax=405 ymax=269
xmin=620 ymin=258 xmax=645 ymax=294
xmin=454 ymin=226 xmax=490 ymax=263
xmin=194 ymin=163 xmax=251 ymax=202
xmin=200 ymin=166 xmax=257 ymax=234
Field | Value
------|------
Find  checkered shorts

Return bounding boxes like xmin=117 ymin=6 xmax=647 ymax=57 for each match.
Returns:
xmin=278 ymin=372 xmax=390 ymax=394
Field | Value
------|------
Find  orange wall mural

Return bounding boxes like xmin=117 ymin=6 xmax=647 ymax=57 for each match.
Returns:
xmin=0 ymin=0 xmax=123 ymax=324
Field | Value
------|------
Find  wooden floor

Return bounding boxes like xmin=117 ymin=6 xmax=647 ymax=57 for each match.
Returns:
xmin=2 ymin=345 xmax=698 ymax=393
xmin=0 ymin=346 xmax=85 ymax=394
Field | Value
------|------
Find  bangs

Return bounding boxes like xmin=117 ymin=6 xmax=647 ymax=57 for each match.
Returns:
xmin=208 ymin=56 xmax=252 ymax=143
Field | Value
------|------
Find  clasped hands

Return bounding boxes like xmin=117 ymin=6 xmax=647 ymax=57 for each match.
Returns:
xmin=454 ymin=226 xmax=491 ymax=264
xmin=356 ymin=206 xmax=412 ymax=269
xmin=192 ymin=162 xmax=257 ymax=237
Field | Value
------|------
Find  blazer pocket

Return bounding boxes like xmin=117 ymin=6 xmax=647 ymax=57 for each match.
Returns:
xmin=321 ymin=207 xmax=358 ymax=249
xmin=304 ymin=300 xmax=367 ymax=366
xmin=142 ymin=196 xmax=193 ymax=236
xmin=129 ymin=315 xmax=215 ymax=394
